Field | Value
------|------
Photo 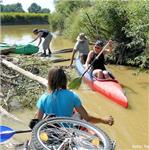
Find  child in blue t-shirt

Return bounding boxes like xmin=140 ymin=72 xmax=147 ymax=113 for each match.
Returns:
xmin=35 ymin=68 xmax=114 ymax=126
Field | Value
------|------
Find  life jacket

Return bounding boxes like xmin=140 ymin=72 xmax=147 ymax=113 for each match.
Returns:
xmin=90 ymin=52 xmax=106 ymax=70
xmin=38 ymin=29 xmax=49 ymax=38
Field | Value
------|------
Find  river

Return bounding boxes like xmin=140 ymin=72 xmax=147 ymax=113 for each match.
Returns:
xmin=1 ymin=25 xmax=149 ymax=150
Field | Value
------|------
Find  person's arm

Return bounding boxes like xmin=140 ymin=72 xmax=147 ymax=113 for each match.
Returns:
xmin=84 ymin=51 xmax=93 ymax=69
xmin=104 ymin=40 xmax=113 ymax=53
xmin=31 ymin=32 xmax=43 ymax=46
xmin=35 ymin=109 xmax=44 ymax=120
xmin=37 ymin=36 xmax=42 ymax=47
xmin=29 ymin=109 xmax=44 ymax=129
xmin=76 ymin=105 xmax=114 ymax=126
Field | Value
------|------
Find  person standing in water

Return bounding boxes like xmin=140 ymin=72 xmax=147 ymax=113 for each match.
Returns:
xmin=31 ymin=28 xmax=53 ymax=56
xmin=69 ymin=33 xmax=90 ymax=67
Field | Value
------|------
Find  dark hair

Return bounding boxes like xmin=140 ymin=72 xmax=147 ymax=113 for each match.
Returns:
xmin=32 ymin=28 xmax=38 ymax=33
xmin=95 ymin=40 xmax=104 ymax=47
xmin=48 ymin=68 xmax=67 ymax=92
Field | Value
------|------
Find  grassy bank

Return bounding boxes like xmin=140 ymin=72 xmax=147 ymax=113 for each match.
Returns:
xmin=1 ymin=13 xmax=49 ymax=25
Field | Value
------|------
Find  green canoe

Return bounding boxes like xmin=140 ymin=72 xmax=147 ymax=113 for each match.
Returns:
xmin=0 ymin=43 xmax=39 ymax=55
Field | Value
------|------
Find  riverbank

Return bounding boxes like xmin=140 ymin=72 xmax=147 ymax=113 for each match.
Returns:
xmin=0 ymin=13 xmax=49 ymax=25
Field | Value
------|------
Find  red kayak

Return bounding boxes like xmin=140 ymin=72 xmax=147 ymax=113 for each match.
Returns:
xmin=75 ymin=58 xmax=128 ymax=108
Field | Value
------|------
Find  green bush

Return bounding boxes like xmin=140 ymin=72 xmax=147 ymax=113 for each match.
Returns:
xmin=1 ymin=13 xmax=49 ymax=25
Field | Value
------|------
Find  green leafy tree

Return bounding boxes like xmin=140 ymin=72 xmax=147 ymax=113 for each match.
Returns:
xmin=0 ymin=3 xmax=24 ymax=12
xmin=40 ymin=8 xmax=50 ymax=13
xmin=55 ymin=0 xmax=91 ymax=17
xmin=50 ymin=0 xmax=91 ymax=31
xmin=28 ymin=3 xmax=41 ymax=13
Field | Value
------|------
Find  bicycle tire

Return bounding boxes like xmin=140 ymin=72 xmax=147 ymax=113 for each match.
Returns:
xmin=30 ymin=117 xmax=113 ymax=150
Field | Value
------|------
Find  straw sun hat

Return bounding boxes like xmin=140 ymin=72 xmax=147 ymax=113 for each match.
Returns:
xmin=77 ymin=33 xmax=87 ymax=41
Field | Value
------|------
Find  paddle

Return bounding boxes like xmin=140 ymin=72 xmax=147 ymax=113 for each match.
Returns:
xmin=68 ymin=42 xmax=110 ymax=89
xmin=0 ymin=125 xmax=31 ymax=143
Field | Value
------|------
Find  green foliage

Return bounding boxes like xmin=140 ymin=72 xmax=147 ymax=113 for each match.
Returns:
xmin=27 ymin=3 xmax=50 ymax=13
xmin=28 ymin=3 xmax=42 ymax=13
xmin=90 ymin=0 xmax=149 ymax=68
xmin=40 ymin=8 xmax=50 ymax=13
xmin=1 ymin=13 xmax=49 ymax=25
xmin=127 ymin=52 xmax=149 ymax=69
xmin=50 ymin=0 xmax=92 ymax=33
xmin=123 ymin=1 xmax=149 ymax=49
xmin=0 ymin=3 xmax=24 ymax=12
xmin=55 ymin=0 xmax=91 ymax=17
xmin=48 ymin=12 xmax=64 ymax=31
xmin=63 ymin=10 xmax=83 ymax=39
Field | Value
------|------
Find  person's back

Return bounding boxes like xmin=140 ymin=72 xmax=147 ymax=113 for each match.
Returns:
xmin=69 ymin=33 xmax=89 ymax=66
xmin=37 ymin=89 xmax=81 ymax=117
xmin=74 ymin=39 xmax=89 ymax=55
xmin=38 ymin=29 xmax=49 ymax=38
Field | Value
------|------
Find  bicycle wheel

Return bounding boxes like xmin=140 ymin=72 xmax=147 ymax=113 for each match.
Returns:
xmin=31 ymin=117 xmax=114 ymax=150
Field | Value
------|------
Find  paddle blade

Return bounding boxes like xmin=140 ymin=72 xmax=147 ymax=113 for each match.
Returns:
xmin=0 ymin=126 xmax=14 ymax=143
xmin=68 ymin=77 xmax=82 ymax=89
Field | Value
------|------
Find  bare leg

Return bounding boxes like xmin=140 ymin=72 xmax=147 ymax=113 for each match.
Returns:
xmin=43 ymin=49 xmax=46 ymax=55
xmin=48 ymin=47 xmax=52 ymax=54
xmin=103 ymin=70 xmax=111 ymax=79
xmin=93 ymin=69 xmax=104 ymax=79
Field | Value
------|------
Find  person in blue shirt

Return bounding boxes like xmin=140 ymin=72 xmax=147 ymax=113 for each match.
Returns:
xmin=35 ymin=67 xmax=114 ymax=125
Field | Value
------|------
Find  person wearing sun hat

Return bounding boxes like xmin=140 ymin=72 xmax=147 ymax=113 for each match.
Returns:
xmin=69 ymin=33 xmax=90 ymax=67
xmin=85 ymin=40 xmax=113 ymax=79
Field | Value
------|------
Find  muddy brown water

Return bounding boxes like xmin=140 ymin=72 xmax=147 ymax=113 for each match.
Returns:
xmin=1 ymin=25 xmax=149 ymax=150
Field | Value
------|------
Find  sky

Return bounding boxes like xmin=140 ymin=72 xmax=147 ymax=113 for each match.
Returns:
xmin=2 ymin=0 xmax=55 ymax=12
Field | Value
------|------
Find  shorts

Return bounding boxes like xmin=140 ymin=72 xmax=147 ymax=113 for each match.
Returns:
xmin=79 ymin=53 xmax=88 ymax=64
xmin=42 ymin=33 xmax=53 ymax=50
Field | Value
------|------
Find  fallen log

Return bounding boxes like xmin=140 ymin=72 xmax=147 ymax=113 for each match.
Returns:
xmin=2 ymin=59 xmax=48 ymax=87
xmin=52 ymin=48 xmax=73 ymax=54
xmin=51 ymin=58 xmax=70 ymax=63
